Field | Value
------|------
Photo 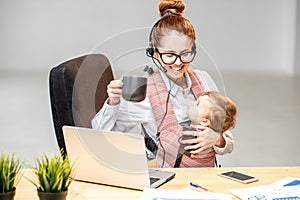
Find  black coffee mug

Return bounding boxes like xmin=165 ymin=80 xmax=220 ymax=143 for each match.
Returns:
xmin=122 ymin=76 xmax=147 ymax=102
xmin=179 ymin=127 xmax=197 ymax=156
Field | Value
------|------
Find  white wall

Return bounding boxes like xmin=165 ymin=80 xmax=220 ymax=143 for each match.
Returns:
xmin=190 ymin=0 xmax=296 ymax=75
xmin=295 ymin=0 xmax=300 ymax=76
xmin=0 ymin=0 xmax=297 ymax=75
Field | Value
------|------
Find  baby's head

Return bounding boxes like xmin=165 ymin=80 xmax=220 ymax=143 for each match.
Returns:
xmin=187 ymin=91 xmax=237 ymax=132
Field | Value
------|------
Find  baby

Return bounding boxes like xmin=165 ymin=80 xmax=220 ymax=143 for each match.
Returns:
xmin=174 ymin=91 xmax=237 ymax=167
xmin=187 ymin=91 xmax=237 ymax=133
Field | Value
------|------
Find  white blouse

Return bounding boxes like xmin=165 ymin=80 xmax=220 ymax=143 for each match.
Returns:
xmin=92 ymin=69 xmax=234 ymax=158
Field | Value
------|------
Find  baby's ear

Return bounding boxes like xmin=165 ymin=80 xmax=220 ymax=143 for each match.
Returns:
xmin=199 ymin=119 xmax=211 ymax=127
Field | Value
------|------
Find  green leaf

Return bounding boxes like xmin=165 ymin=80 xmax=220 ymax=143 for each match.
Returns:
xmin=0 ymin=153 xmax=22 ymax=194
xmin=28 ymin=150 xmax=75 ymax=193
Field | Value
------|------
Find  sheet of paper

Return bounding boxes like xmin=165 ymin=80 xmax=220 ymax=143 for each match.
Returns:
xmin=229 ymin=177 xmax=300 ymax=200
xmin=270 ymin=177 xmax=300 ymax=187
xmin=141 ymin=188 xmax=232 ymax=200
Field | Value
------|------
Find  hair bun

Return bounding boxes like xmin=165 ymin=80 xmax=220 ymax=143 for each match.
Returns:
xmin=159 ymin=0 xmax=185 ymax=17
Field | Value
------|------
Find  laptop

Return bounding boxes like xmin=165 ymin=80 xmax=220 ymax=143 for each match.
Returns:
xmin=62 ymin=126 xmax=175 ymax=190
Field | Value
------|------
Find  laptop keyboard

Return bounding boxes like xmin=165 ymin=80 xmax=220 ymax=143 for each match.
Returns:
xmin=150 ymin=177 xmax=160 ymax=185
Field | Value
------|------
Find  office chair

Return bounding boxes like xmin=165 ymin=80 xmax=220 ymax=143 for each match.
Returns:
xmin=49 ymin=54 xmax=114 ymax=156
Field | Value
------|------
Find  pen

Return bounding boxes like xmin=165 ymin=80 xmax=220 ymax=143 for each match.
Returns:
xmin=190 ymin=181 xmax=212 ymax=192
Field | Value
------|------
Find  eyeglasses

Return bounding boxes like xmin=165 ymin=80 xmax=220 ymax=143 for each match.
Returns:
xmin=155 ymin=48 xmax=196 ymax=64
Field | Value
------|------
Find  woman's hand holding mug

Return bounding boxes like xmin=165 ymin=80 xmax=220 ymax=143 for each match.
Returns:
xmin=181 ymin=125 xmax=220 ymax=158
xmin=107 ymin=80 xmax=123 ymax=105
xmin=107 ymin=76 xmax=147 ymax=105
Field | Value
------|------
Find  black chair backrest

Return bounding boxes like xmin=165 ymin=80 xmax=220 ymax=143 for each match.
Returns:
xmin=49 ymin=54 xmax=114 ymax=155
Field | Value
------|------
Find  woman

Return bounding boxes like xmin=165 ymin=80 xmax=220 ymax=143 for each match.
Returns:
xmin=92 ymin=0 xmax=234 ymax=168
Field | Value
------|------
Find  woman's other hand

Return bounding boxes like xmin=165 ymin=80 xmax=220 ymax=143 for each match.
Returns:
xmin=107 ymin=80 xmax=123 ymax=105
xmin=182 ymin=125 xmax=221 ymax=158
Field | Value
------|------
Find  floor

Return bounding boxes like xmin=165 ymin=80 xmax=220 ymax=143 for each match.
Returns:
xmin=0 ymin=69 xmax=299 ymax=167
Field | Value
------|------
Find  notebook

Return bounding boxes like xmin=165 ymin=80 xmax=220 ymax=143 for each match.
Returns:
xmin=62 ymin=126 xmax=175 ymax=190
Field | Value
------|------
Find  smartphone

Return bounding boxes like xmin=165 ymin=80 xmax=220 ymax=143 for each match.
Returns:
xmin=218 ymin=170 xmax=258 ymax=184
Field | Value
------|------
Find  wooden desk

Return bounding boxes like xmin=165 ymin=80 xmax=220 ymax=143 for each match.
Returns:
xmin=15 ymin=167 xmax=300 ymax=200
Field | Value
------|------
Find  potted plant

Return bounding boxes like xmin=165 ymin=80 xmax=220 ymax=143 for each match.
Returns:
xmin=28 ymin=152 xmax=74 ymax=200
xmin=0 ymin=153 xmax=22 ymax=200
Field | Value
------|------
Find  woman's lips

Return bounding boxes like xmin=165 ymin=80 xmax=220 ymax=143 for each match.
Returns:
xmin=170 ymin=65 xmax=184 ymax=71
